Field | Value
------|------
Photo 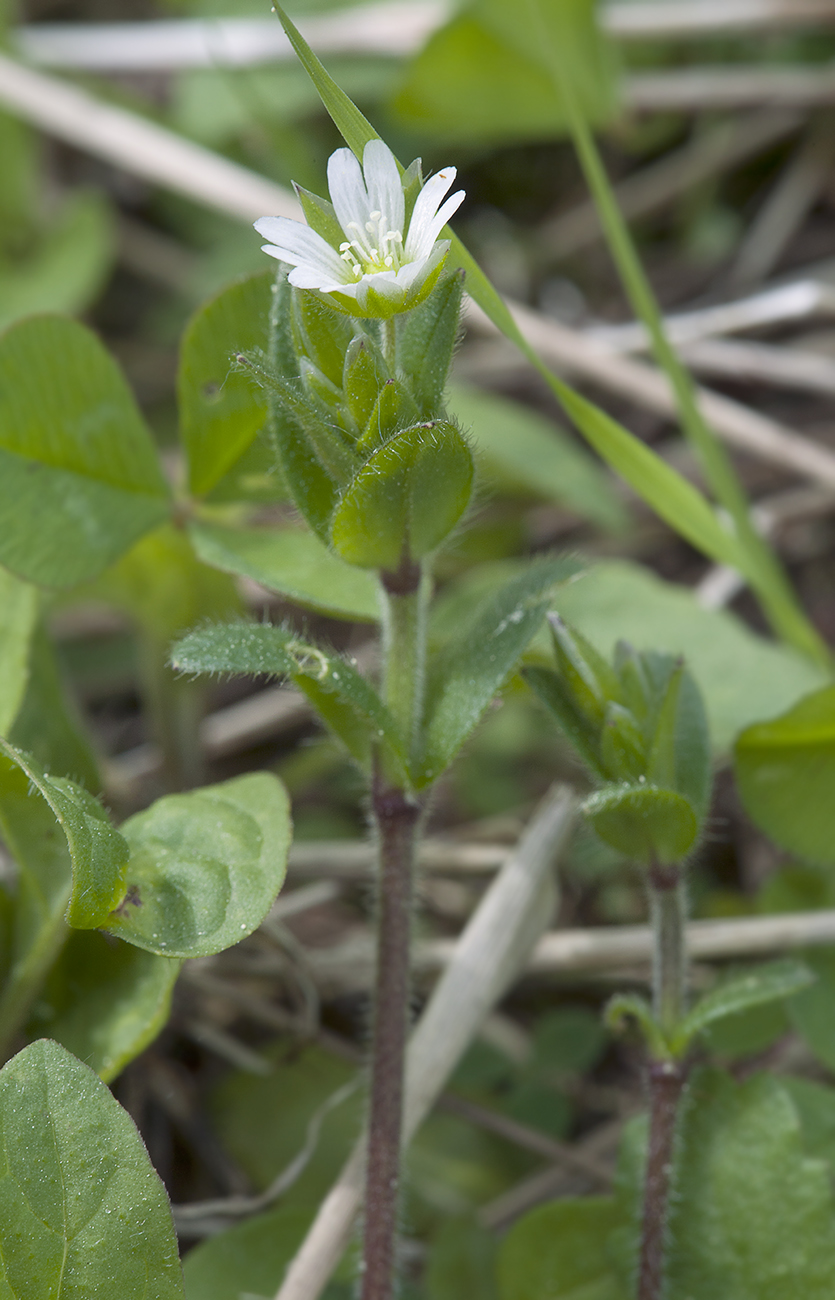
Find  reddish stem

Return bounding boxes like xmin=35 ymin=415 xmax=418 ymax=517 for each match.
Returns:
xmin=361 ymin=780 xmax=420 ymax=1300
xmin=637 ymin=1058 xmax=688 ymax=1300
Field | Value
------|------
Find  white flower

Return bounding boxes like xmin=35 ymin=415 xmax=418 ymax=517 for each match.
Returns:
xmin=254 ymin=139 xmax=465 ymax=318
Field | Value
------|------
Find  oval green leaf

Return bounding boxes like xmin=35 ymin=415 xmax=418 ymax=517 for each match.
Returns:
xmin=104 ymin=771 xmax=291 ymax=958
xmin=28 ymin=930 xmax=180 ymax=1084
xmin=330 ymin=421 xmax=474 ymax=569
xmin=179 ymin=272 xmax=273 ymax=498
xmin=582 ymin=782 xmax=698 ymax=865
xmin=0 ymin=1039 xmax=184 ymax=1298
xmin=0 ymin=315 xmax=170 ymax=588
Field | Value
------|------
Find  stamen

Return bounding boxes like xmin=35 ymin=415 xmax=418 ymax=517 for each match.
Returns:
xmin=369 ymin=210 xmax=381 ymax=221
xmin=384 ymin=256 xmax=393 ymax=267
xmin=365 ymin=222 xmax=376 ymax=234
xmin=339 ymin=242 xmax=351 ymax=252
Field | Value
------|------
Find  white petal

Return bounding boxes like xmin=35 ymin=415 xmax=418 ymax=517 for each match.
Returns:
xmin=288 ymin=264 xmax=352 ymax=291
xmin=408 ymin=190 xmax=464 ymax=261
xmin=327 ymin=148 xmax=371 ymax=249
xmin=362 ymin=139 xmax=405 ymax=238
xmin=254 ymin=216 xmax=348 ymax=279
xmin=395 ymin=241 xmax=448 ymax=291
xmin=404 ymin=166 xmax=457 ymax=259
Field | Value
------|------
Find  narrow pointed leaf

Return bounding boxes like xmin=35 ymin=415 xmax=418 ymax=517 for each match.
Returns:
xmin=418 ymin=555 xmax=581 ymax=786
xmin=671 ymin=960 xmax=814 ymax=1057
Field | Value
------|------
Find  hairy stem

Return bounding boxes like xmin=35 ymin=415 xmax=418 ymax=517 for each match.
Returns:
xmin=648 ymin=864 xmax=687 ymax=1038
xmin=383 ymin=317 xmax=397 ymax=372
xmin=361 ymin=561 xmax=427 ymax=1300
xmin=138 ymin=640 xmax=206 ymax=791
xmin=638 ymin=862 xmax=689 ymax=1300
xmin=362 ymin=778 xmax=421 ymax=1300
xmin=638 ymin=1058 xmax=688 ymax=1300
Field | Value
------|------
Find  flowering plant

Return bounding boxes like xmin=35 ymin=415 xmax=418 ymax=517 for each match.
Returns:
xmin=254 ymin=139 xmax=465 ymax=318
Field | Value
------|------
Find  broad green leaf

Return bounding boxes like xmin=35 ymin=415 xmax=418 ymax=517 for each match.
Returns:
xmin=330 ymin=421 xmax=474 ymax=569
xmin=735 ymin=685 xmax=835 ymax=864
xmin=269 ymin=6 xmax=753 ymax=595
xmin=210 ymin=1042 xmax=361 ymax=1200
xmin=581 ymin=782 xmax=698 ymax=865
xmin=450 ymin=384 xmax=627 ymax=533
xmin=0 ymin=567 xmax=38 ymax=737
xmin=0 ymin=315 xmax=170 ymax=587
xmin=0 ymin=1039 xmax=184 ymax=1297
xmin=183 ymin=1204 xmax=325 ymax=1300
xmin=552 ymin=560 xmax=824 ymax=752
xmin=662 ymin=1070 xmax=835 ymax=1298
xmin=172 ymin=622 xmax=407 ymax=776
xmin=28 ymin=930 xmax=180 ymax=1084
xmin=179 ymin=271 xmax=273 ymax=497
xmin=426 ymin=1216 xmax=498 ymax=1300
xmin=0 ymin=753 xmax=74 ymax=1050
xmin=782 ymin=1076 xmax=835 ymax=1178
xmin=393 ymin=0 xmax=618 ymax=145
xmin=0 ymin=191 xmax=115 ymax=332
xmin=9 ymin=623 xmax=101 ymax=793
xmin=418 ymin=555 xmax=581 ymax=786
xmin=786 ymin=949 xmax=835 ymax=1072
xmin=498 ymin=1197 xmax=625 ymax=1300
xmin=0 ymin=737 xmax=128 ymax=929
xmin=104 ymin=771 xmax=291 ymax=959
xmin=88 ymin=522 xmax=243 ymax=650
xmin=189 ymin=519 xmax=380 ymax=622
xmin=670 ymin=959 xmax=814 ymax=1056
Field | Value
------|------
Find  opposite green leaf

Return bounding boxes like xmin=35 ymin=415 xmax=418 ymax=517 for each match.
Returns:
xmin=0 ymin=737 xmax=128 ymax=930
xmin=735 ymin=685 xmax=835 ymax=865
xmin=27 ymin=930 xmax=180 ymax=1084
xmin=179 ymin=271 xmax=273 ymax=498
xmin=104 ymin=771 xmax=291 ymax=958
xmin=0 ymin=567 xmax=38 ymax=738
xmin=0 ymin=315 xmax=170 ymax=588
xmin=172 ymin=622 xmax=407 ymax=778
xmin=418 ymin=555 xmax=581 ymax=786
xmin=0 ymin=1039 xmax=184 ymax=1298
xmin=330 ymin=421 xmax=474 ymax=569
xmin=498 ymin=1196 xmax=625 ymax=1300
xmin=582 ymin=782 xmax=698 ymax=865
xmin=670 ymin=960 xmax=814 ymax=1057
xmin=188 ymin=519 xmax=380 ymax=622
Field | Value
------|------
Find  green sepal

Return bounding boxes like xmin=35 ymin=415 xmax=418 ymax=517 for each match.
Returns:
xmin=398 ymin=269 xmax=464 ymax=417
xmin=292 ymin=288 xmax=354 ymax=388
xmin=330 ymin=420 xmax=474 ymax=569
xmin=668 ymin=959 xmax=815 ymax=1059
xmin=292 ymin=182 xmax=345 ymax=248
xmin=357 ymin=377 xmax=421 ymax=453
xmin=601 ymin=700 xmax=647 ymax=783
xmin=614 ymin=640 xmax=652 ymax=727
xmin=343 ymin=333 xmax=388 ymax=430
xmin=605 ymin=993 xmax=669 ymax=1060
xmin=582 ymin=781 xmax=698 ymax=865
xmin=523 ymin=664 xmax=606 ymax=778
